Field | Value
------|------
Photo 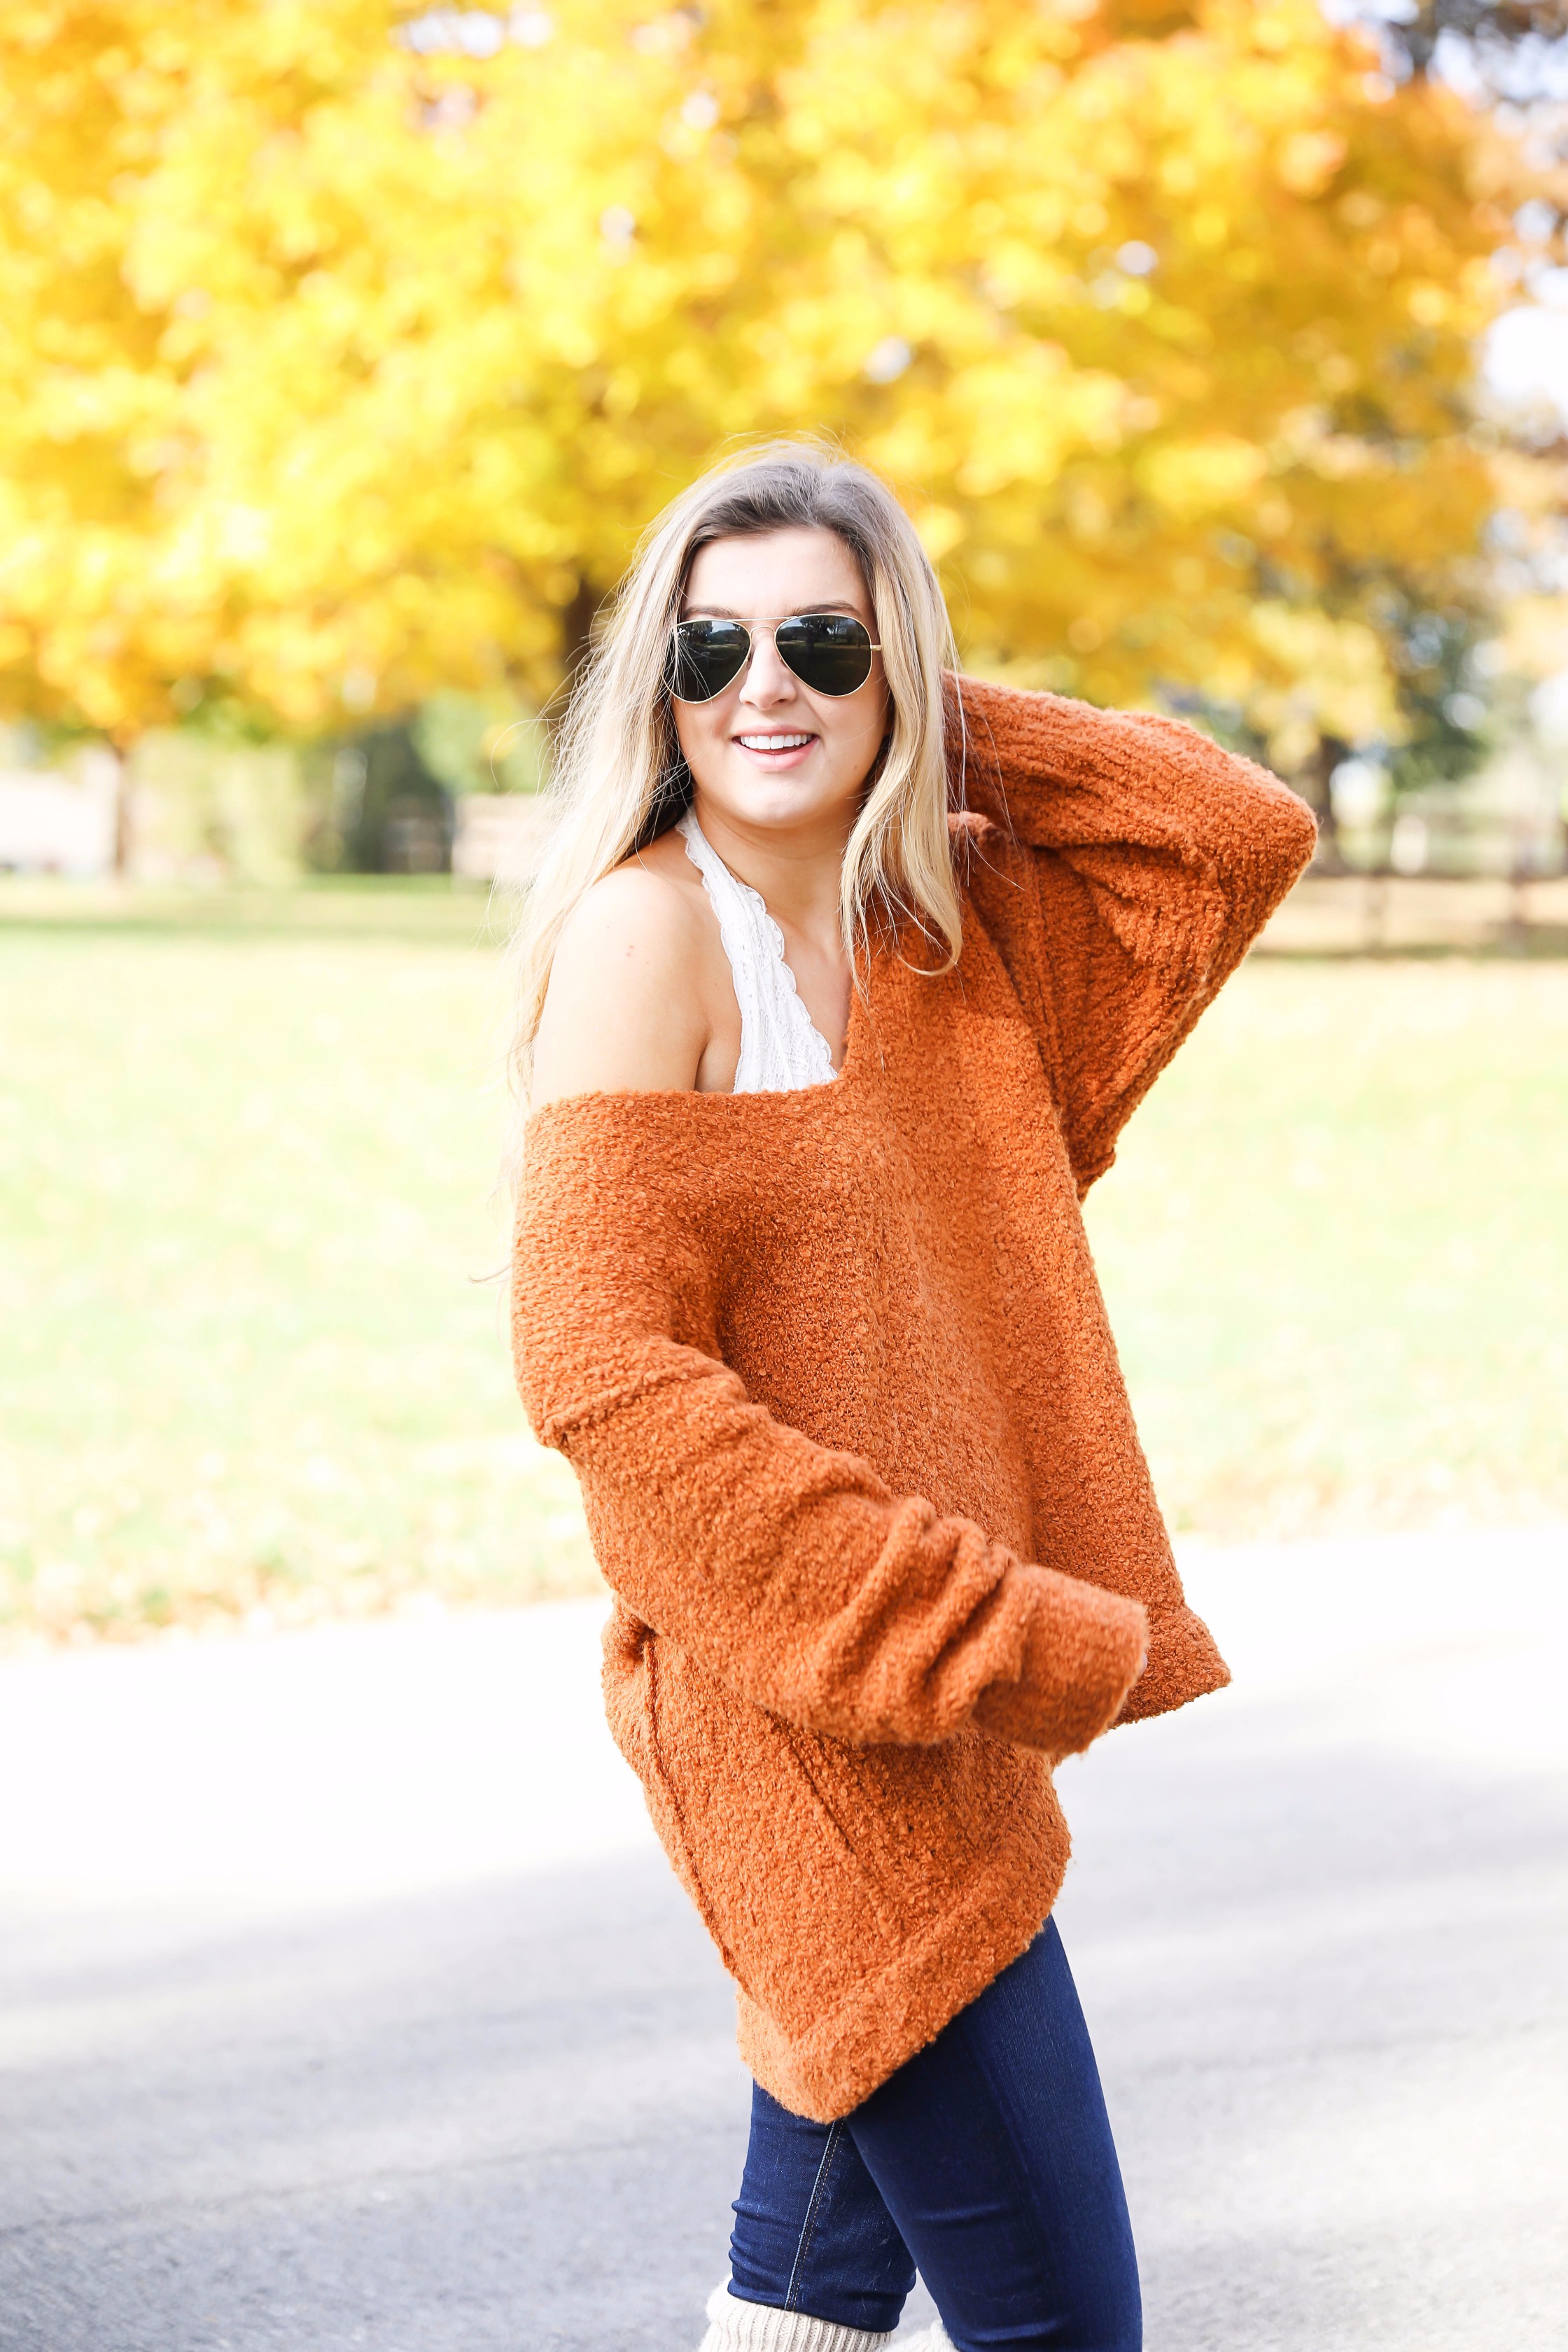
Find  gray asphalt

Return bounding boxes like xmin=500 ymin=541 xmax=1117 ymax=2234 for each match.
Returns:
xmin=3 ymin=1528 xmax=1565 ymax=2352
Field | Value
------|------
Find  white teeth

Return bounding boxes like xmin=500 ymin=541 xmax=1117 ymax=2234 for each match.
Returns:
xmin=737 ymin=734 xmax=813 ymax=750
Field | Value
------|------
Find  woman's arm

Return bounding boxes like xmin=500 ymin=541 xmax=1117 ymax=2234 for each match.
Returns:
xmin=951 ymin=676 xmax=1318 ymax=1190
xmin=513 ymin=1100 xmax=1149 ymax=1760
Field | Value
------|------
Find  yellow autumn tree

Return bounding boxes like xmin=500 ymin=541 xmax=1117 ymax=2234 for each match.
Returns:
xmin=0 ymin=0 xmax=1532 ymax=772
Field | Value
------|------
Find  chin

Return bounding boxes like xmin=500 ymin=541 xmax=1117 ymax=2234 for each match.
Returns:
xmin=715 ymin=772 xmax=838 ymax=829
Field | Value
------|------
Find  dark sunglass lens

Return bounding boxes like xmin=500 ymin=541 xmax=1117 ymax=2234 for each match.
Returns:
xmin=672 ymin=620 xmax=750 ymax=701
xmin=776 ymin=615 xmax=874 ymax=696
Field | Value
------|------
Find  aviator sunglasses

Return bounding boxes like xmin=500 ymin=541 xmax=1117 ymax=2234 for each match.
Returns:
xmin=669 ymin=612 xmax=882 ymax=705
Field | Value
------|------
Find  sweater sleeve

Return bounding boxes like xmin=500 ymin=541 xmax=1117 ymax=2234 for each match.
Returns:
xmin=951 ymin=674 xmax=1317 ymax=1190
xmin=511 ymin=1105 xmax=1148 ymax=1760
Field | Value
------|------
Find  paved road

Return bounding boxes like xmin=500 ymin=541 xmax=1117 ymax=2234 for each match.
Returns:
xmin=3 ymin=1528 xmax=1565 ymax=2352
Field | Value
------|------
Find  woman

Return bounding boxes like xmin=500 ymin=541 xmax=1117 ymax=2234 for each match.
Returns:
xmin=508 ymin=443 xmax=1315 ymax=2352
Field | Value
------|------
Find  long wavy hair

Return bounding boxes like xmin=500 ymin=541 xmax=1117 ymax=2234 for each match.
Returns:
xmin=501 ymin=440 xmax=962 ymax=1180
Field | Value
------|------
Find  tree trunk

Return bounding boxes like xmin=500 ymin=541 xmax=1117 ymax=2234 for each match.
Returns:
xmin=110 ymin=741 xmax=132 ymax=877
xmin=561 ymin=578 xmax=603 ymax=693
xmin=1301 ymin=732 xmax=1350 ymax=872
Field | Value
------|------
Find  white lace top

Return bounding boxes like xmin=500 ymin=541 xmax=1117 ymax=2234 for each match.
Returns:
xmin=678 ymin=808 xmax=839 ymax=1093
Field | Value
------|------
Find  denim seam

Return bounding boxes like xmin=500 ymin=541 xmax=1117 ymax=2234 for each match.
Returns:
xmin=784 ymin=2122 xmax=843 ymax=2313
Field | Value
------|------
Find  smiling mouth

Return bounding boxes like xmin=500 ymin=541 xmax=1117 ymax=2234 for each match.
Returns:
xmin=735 ymin=732 xmax=816 ymax=751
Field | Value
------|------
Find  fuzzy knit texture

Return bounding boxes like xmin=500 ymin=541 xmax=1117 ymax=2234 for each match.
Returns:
xmin=512 ymin=675 xmax=1317 ymax=2123
xmin=699 ymin=2283 xmax=898 ymax=2352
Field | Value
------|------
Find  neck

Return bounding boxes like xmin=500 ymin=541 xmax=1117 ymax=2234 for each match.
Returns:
xmin=689 ymin=792 xmax=855 ymax=954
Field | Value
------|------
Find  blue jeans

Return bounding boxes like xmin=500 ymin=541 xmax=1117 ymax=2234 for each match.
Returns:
xmin=728 ymin=1919 xmax=1140 ymax=2351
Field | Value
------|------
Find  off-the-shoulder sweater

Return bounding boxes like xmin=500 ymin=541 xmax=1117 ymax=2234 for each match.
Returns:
xmin=511 ymin=674 xmax=1317 ymax=2121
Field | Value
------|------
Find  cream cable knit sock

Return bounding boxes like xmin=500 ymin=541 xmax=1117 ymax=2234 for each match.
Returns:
xmin=698 ymin=2283 xmax=955 ymax=2352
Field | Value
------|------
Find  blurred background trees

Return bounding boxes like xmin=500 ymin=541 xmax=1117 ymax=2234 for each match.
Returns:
xmin=0 ymin=0 xmax=1563 ymax=868
xmin=5 ymin=3 xmax=1568 ymax=1639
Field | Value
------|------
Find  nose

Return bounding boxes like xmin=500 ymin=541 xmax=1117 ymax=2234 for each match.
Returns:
xmin=738 ymin=624 xmax=798 ymax=710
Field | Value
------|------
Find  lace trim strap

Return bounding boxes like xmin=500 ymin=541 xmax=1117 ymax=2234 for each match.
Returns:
xmin=678 ymin=810 xmax=839 ymax=1094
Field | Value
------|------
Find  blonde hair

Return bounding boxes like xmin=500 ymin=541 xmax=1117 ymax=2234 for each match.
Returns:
xmin=501 ymin=440 xmax=962 ymax=1175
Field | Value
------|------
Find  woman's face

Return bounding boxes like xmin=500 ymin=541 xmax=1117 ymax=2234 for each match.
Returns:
xmin=672 ymin=526 xmax=889 ymax=836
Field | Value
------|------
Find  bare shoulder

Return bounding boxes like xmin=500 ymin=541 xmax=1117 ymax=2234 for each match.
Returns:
xmin=530 ymin=841 xmax=721 ymax=1109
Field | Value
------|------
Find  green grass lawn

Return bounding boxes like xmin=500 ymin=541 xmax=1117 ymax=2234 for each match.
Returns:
xmin=2 ymin=881 xmax=1564 ymax=1643
xmin=0 ymin=882 xmax=593 ymax=1644
xmin=1084 ymin=956 xmax=1568 ymax=1540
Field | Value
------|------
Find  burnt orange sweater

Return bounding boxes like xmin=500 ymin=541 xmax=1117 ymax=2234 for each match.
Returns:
xmin=512 ymin=677 xmax=1316 ymax=2121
